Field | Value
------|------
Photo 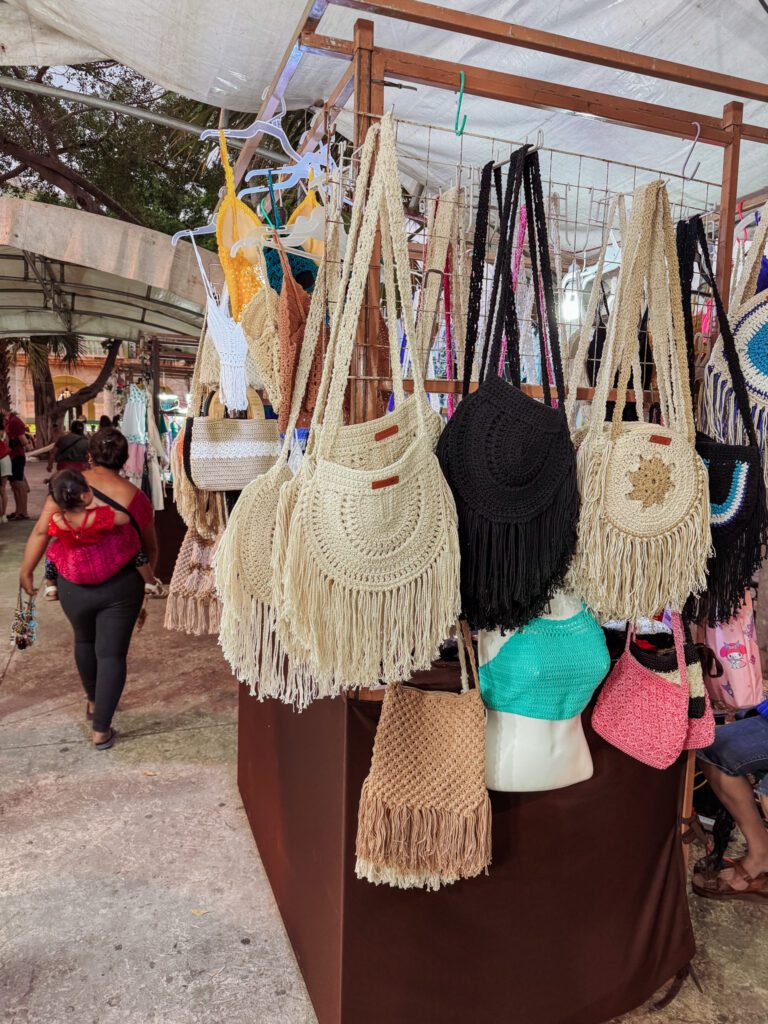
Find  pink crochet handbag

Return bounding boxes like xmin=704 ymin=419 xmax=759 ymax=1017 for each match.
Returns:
xmin=592 ymin=614 xmax=690 ymax=769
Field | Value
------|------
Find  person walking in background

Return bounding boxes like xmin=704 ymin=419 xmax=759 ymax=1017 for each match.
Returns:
xmin=0 ymin=413 xmax=12 ymax=523
xmin=46 ymin=419 xmax=90 ymax=474
xmin=5 ymin=406 xmax=29 ymax=519
xmin=19 ymin=428 xmax=158 ymax=749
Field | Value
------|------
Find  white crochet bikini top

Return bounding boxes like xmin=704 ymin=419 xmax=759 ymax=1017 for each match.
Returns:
xmin=191 ymin=235 xmax=249 ymax=413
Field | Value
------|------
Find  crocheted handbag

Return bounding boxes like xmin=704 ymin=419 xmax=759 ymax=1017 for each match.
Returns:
xmin=355 ymin=621 xmax=491 ymax=891
xmin=567 ymin=180 xmax=710 ymax=621
xmin=279 ymin=113 xmax=460 ymax=689
xmin=275 ymin=237 xmax=323 ymax=433
xmin=185 ymin=389 xmax=279 ymax=493
xmin=700 ymin=198 xmax=768 ymax=480
xmin=592 ymin=613 xmax=691 ymax=770
xmin=164 ymin=528 xmax=221 ymax=637
xmin=677 ymin=214 xmax=768 ymax=626
xmin=11 ymin=589 xmax=37 ymax=650
xmin=435 ymin=147 xmax=578 ymax=631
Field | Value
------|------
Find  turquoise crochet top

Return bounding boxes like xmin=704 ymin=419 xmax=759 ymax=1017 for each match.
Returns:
xmin=479 ymin=606 xmax=610 ymax=721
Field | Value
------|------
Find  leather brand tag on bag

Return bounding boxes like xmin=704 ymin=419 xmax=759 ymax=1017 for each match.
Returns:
xmin=372 ymin=475 xmax=400 ymax=490
xmin=650 ymin=435 xmax=671 ymax=446
xmin=374 ymin=424 xmax=399 ymax=442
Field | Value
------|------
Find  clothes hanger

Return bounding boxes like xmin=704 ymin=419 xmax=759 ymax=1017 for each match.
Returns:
xmin=681 ymin=122 xmax=701 ymax=182
xmin=200 ymin=94 xmax=301 ymax=163
xmin=240 ymin=146 xmax=335 ymax=197
xmin=170 ymin=187 xmax=228 ymax=246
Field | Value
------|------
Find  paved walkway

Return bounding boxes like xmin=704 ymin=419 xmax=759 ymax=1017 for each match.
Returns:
xmin=1 ymin=462 xmax=766 ymax=1023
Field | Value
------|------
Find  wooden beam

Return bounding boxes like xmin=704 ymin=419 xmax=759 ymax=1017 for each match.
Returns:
xmin=330 ymin=0 xmax=768 ymax=103
xmin=715 ymin=101 xmax=743 ymax=311
xmin=299 ymin=63 xmax=355 ymax=155
xmin=301 ymin=34 xmax=731 ymax=145
xmin=232 ymin=0 xmax=330 ymax=185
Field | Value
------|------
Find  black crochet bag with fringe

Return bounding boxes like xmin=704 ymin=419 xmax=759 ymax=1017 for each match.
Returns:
xmin=677 ymin=214 xmax=768 ymax=626
xmin=436 ymin=148 xmax=578 ymax=631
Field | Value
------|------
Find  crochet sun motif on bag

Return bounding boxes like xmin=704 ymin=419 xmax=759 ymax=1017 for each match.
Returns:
xmin=567 ymin=181 xmax=711 ymax=621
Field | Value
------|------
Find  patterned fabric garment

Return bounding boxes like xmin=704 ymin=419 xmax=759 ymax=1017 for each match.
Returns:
xmin=478 ymin=592 xmax=610 ymax=721
xmin=47 ymin=490 xmax=153 ymax=585
xmin=121 ymin=383 xmax=148 ymax=444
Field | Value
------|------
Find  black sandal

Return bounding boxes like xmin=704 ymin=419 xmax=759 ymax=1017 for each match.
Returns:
xmin=94 ymin=728 xmax=116 ymax=750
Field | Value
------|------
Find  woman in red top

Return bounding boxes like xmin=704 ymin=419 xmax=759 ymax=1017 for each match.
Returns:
xmin=20 ymin=429 xmax=158 ymax=748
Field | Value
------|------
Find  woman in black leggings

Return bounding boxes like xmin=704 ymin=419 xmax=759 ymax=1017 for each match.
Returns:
xmin=20 ymin=429 xmax=158 ymax=749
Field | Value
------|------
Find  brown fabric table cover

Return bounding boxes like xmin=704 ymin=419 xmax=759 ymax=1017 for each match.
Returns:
xmin=238 ymin=664 xmax=694 ymax=1024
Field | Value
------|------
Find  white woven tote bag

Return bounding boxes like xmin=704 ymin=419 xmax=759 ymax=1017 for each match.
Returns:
xmin=279 ymin=113 xmax=461 ymax=689
xmin=568 ymin=179 xmax=711 ymax=620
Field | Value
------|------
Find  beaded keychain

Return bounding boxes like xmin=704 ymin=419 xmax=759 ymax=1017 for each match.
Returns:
xmin=11 ymin=589 xmax=37 ymax=650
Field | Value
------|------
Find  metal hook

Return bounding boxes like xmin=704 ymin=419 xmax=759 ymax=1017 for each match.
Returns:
xmin=681 ymin=122 xmax=701 ymax=182
xmin=454 ymin=71 xmax=467 ymax=136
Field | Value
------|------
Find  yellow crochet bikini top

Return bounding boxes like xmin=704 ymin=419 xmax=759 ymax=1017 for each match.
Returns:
xmin=216 ymin=131 xmax=263 ymax=321
xmin=287 ymin=182 xmax=324 ymax=259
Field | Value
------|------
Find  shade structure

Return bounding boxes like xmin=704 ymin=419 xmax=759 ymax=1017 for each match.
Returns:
xmin=1 ymin=0 xmax=768 ymax=196
xmin=0 ymin=197 xmax=223 ymax=340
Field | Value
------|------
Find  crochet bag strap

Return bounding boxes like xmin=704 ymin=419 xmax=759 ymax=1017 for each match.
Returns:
xmin=693 ymin=216 xmax=759 ymax=449
xmin=521 ymin=150 xmax=566 ymax=408
xmin=626 ymin=612 xmax=689 ymax=692
xmin=455 ymin=619 xmax=479 ymax=693
xmin=479 ymin=148 xmax=528 ymax=388
xmin=318 ymin=114 xmax=427 ymax=456
xmin=462 ymin=161 xmax=494 ymax=397
xmin=731 ymin=197 xmax=768 ymax=310
xmin=566 ymin=193 xmax=627 ymax=428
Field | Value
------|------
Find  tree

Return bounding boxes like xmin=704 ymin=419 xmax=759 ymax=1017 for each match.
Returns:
xmin=10 ymin=336 xmax=122 ymax=445
xmin=0 ymin=64 xmax=314 ymax=432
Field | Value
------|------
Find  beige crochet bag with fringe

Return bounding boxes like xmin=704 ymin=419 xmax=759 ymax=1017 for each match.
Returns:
xmin=278 ymin=113 xmax=460 ymax=690
xmin=567 ymin=179 xmax=710 ymax=620
xmin=355 ymin=621 xmax=491 ymax=892
xmin=215 ymin=223 xmax=334 ymax=710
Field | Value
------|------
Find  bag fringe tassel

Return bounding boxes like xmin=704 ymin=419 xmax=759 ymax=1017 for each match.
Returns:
xmin=454 ymin=463 xmax=579 ymax=630
xmin=281 ymin=529 xmax=461 ymax=688
xmin=164 ymin=592 xmax=221 ymax=636
xmin=572 ymin=443 xmax=712 ymax=620
xmin=355 ymin=787 xmax=492 ymax=892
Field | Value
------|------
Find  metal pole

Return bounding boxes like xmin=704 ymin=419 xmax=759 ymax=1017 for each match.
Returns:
xmin=0 ymin=75 xmax=287 ymax=164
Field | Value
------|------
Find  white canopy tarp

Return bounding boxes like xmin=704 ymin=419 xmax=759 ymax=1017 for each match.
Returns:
xmin=0 ymin=197 xmax=219 ymax=339
xmin=1 ymin=0 xmax=767 ymax=198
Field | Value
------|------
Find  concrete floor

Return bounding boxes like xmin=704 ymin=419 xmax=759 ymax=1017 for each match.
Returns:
xmin=1 ymin=462 xmax=766 ymax=1024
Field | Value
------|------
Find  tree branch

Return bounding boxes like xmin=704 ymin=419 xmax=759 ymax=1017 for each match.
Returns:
xmin=55 ymin=339 xmax=122 ymax=412
xmin=0 ymin=133 xmax=143 ymax=224
xmin=0 ymin=162 xmax=27 ymax=184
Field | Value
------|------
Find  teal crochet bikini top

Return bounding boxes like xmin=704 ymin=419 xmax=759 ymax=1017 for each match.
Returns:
xmin=478 ymin=606 xmax=610 ymax=721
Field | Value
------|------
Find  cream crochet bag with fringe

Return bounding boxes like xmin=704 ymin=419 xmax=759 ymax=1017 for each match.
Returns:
xmin=279 ymin=113 xmax=460 ymax=689
xmin=567 ymin=179 xmax=710 ymax=620
xmin=215 ymin=225 xmax=333 ymax=710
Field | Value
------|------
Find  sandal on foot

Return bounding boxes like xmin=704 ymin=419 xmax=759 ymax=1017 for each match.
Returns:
xmin=692 ymin=859 xmax=768 ymax=903
xmin=94 ymin=728 xmax=116 ymax=750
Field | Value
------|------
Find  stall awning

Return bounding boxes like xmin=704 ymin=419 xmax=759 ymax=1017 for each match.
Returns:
xmin=0 ymin=197 xmax=221 ymax=340
xmin=1 ymin=0 xmax=768 ymax=195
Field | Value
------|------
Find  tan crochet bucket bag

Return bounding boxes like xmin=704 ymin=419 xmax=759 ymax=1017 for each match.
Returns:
xmin=279 ymin=113 xmax=460 ymax=689
xmin=356 ymin=621 xmax=491 ymax=891
xmin=568 ymin=180 xmax=710 ymax=620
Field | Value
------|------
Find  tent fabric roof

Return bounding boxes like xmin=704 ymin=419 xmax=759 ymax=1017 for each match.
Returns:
xmin=0 ymin=197 xmax=219 ymax=339
xmin=2 ymin=0 xmax=767 ymax=199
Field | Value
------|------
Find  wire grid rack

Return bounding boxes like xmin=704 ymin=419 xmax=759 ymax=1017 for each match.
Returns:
xmin=323 ymin=111 xmax=722 ymax=416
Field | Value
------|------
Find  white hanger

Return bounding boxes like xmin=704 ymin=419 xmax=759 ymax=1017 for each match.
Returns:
xmin=241 ymin=145 xmax=336 ymax=197
xmin=200 ymin=119 xmax=301 ymax=163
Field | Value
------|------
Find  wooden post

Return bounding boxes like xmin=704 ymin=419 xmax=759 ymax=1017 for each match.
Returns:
xmin=351 ymin=20 xmax=385 ymax=422
xmin=715 ymin=101 xmax=743 ymax=310
xmin=150 ymin=337 xmax=160 ymax=426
